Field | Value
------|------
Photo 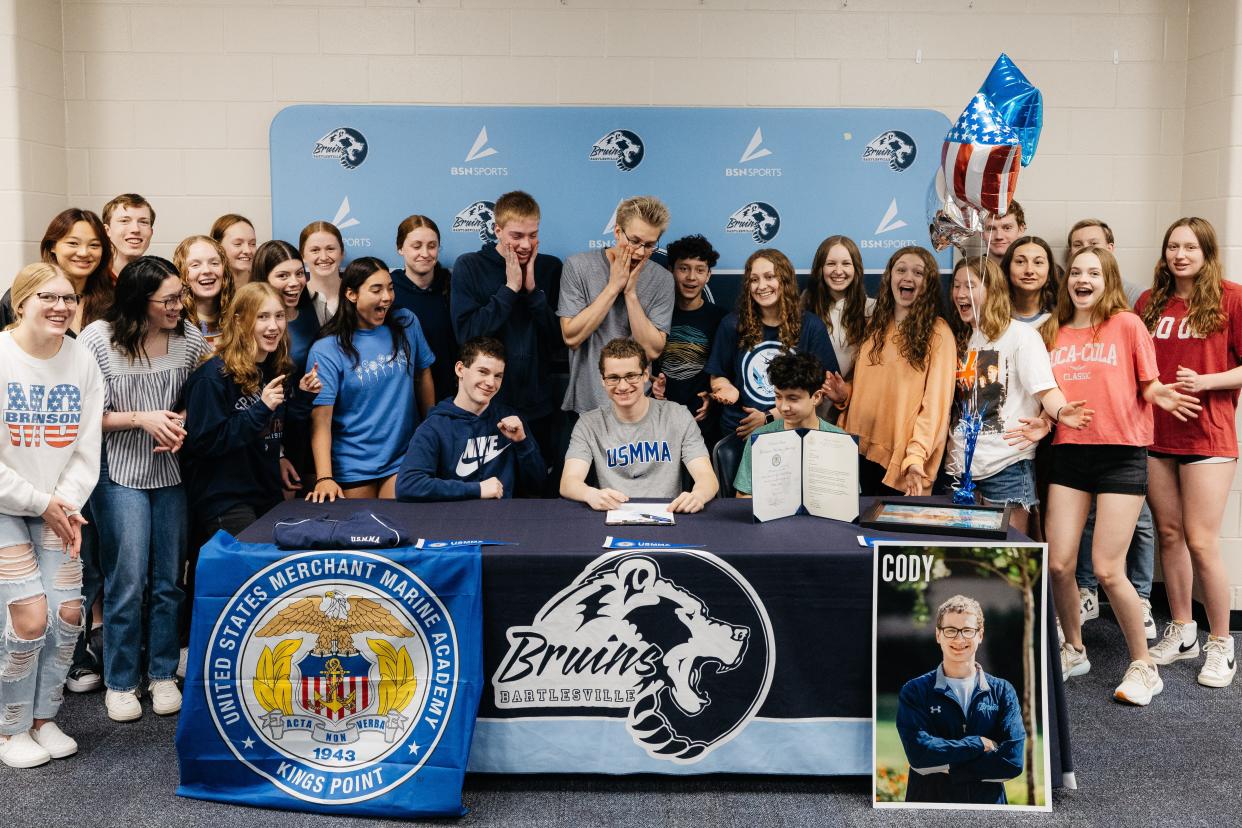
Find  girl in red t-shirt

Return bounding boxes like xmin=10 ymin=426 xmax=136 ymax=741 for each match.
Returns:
xmin=1136 ymin=217 xmax=1242 ymax=690
xmin=1043 ymin=247 xmax=1200 ymax=706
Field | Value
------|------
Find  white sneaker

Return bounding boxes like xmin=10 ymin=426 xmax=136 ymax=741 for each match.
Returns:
xmin=1114 ymin=660 xmax=1163 ymax=706
xmin=1056 ymin=617 xmax=1065 ymax=647
xmin=149 ymin=679 xmax=182 ymax=715
xmin=1060 ymin=642 xmax=1090 ymax=678
xmin=105 ymin=689 xmax=142 ymax=722
xmin=1198 ymin=636 xmax=1237 ymax=688
xmin=176 ymin=647 xmax=188 ymax=680
xmin=0 ymin=732 xmax=51 ymax=768
xmin=30 ymin=722 xmax=77 ymax=759
xmin=1140 ymin=599 xmax=1156 ymax=641
xmin=1149 ymin=620 xmax=1199 ymax=665
xmin=1079 ymin=587 xmax=1099 ymax=623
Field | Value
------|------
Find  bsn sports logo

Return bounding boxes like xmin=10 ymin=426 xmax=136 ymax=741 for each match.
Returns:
xmin=862 ymin=130 xmax=917 ymax=172
xmin=204 ymin=551 xmax=460 ymax=805
xmin=725 ymin=128 xmax=782 ymax=177
xmin=451 ymin=126 xmax=508 ymax=177
xmin=5 ymin=383 xmax=82 ymax=448
xmin=726 ymin=202 xmax=781 ymax=244
xmin=493 ymin=550 xmax=773 ymax=763
xmin=860 ymin=199 xmax=919 ymax=250
xmin=313 ymin=127 xmax=368 ymax=170
xmin=590 ymin=130 xmax=645 ymax=171
xmin=331 ymin=196 xmax=370 ymax=249
xmin=452 ymin=201 xmax=498 ymax=244
xmin=456 ymin=435 xmax=509 ymax=477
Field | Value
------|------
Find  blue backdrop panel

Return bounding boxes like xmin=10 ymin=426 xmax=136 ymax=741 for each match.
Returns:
xmin=270 ymin=105 xmax=952 ymax=276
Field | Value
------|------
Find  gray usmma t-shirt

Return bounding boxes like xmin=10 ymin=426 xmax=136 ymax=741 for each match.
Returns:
xmin=566 ymin=399 xmax=708 ymax=500
xmin=558 ymin=249 xmax=674 ymax=414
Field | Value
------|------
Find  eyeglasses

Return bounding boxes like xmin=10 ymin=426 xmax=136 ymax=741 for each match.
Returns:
xmin=149 ymin=290 xmax=189 ymax=311
xmin=938 ymin=626 xmax=980 ymax=640
xmin=34 ymin=292 xmax=81 ymax=308
xmin=619 ymin=227 xmax=660 ymax=253
xmin=602 ymin=372 xmax=645 ymax=388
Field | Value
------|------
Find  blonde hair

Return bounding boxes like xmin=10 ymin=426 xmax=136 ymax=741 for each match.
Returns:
xmin=936 ymin=594 xmax=985 ymax=629
xmin=174 ymin=234 xmax=236 ymax=329
xmin=215 ymin=283 xmax=293 ymax=396
xmin=1040 ymin=246 xmax=1131 ymax=348
xmin=493 ymin=191 xmax=540 ymax=229
xmin=6 ymin=262 xmax=67 ymax=330
xmin=615 ymin=196 xmax=670 ymax=234
xmin=950 ymin=257 xmax=1012 ymax=357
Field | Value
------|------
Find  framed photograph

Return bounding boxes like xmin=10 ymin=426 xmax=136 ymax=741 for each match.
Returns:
xmin=860 ymin=500 xmax=1012 ymax=540
xmin=872 ymin=542 xmax=1051 ymax=812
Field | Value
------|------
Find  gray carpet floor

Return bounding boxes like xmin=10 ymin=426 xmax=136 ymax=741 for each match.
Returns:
xmin=9 ymin=606 xmax=1240 ymax=828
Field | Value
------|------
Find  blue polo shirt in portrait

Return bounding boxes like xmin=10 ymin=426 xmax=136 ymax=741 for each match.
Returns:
xmin=308 ymin=308 xmax=435 ymax=483
xmin=895 ymin=663 xmax=1025 ymax=805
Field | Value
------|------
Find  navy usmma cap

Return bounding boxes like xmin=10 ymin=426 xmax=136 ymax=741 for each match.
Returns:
xmin=273 ymin=510 xmax=412 ymax=550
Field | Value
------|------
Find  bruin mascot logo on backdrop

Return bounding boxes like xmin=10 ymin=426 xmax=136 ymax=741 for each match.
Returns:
xmin=725 ymin=202 xmax=781 ymax=245
xmin=451 ymin=201 xmax=498 ymax=245
xmin=204 ymin=552 xmax=460 ymax=805
xmin=312 ymin=127 xmax=369 ymax=170
xmin=589 ymin=129 xmax=645 ymax=172
xmin=492 ymin=550 xmax=774 ymax=763
xmin=861 ymin=130 xmax=917 ymax=172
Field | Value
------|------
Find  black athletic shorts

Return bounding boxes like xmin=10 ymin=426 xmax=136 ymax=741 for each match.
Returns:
xmin=1049 ymin=444 xmax=1147 ymax=496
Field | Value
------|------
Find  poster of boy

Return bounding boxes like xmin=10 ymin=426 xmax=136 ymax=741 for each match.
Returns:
xmin=872 ymin=542 xmax=1051 ymax=811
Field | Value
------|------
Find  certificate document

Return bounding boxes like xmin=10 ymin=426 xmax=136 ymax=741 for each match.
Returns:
xmin=751 ymin=428 xmax=859 ymax=523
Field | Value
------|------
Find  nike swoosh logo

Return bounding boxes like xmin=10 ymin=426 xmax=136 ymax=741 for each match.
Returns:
xmin=456 ymin=442 xmax=510 ymax=477
xmin=1179 ymin=641 xmax=1197 ymax=653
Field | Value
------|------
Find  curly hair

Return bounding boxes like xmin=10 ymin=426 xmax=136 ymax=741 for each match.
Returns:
xmin=736 ymin=249 xmax=802 ymax=352
xmin=801 ymin=235 xmax=868 ymax=349
xmin=1000 ymin=235 xmax=1060 ymax=317
xmin=214 ymin=282 xmax=294 ymax=397
xmin=1041 ymin=246 xmax=1131 ymax=348
xmin=864 ymin=246 xmax=943 ymax=370
xmin=666 ymin=234 xmax=720 ymax=269
xmin=948 ymin=257 xmax=1012 ymax=358
xmin=174 ymin=235 xmax=236 ymax=332
xmin=1139 ymin=217 xmax=1226 ymax=337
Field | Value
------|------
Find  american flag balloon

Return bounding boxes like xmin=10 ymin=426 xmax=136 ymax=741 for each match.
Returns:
xmin=941 ymin=92 xmax=1022 ymax=217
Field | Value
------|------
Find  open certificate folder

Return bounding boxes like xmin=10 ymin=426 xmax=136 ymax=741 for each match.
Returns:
xmin=749 ymin=428 xmax=859 ymax=523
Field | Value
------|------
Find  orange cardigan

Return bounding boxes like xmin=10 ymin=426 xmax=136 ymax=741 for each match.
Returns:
xmin=841 ymin=319 xmax=956 ymax=492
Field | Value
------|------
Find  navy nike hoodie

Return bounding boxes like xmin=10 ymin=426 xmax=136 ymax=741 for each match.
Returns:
xmin=396 ymin=398 xmax=546 ymax=501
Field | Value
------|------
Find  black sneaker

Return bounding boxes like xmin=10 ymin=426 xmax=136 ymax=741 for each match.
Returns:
xmin=65 ymin=667 xmax=102 ymax=694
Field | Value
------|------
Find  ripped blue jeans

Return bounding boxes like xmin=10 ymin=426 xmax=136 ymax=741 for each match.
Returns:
xmin=0 ymin=514 xmax=84 ymax=735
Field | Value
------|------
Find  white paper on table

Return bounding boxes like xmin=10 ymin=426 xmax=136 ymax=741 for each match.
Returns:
xmin=801 ymin=429 xmax=860 ymax=522
xmin=751 ymin=428 xmax=859 ymax=523
xmin=750 ymin=429 xmax=802 ymax=522
xmin=605 ymin=502 xmax=676 ymax=526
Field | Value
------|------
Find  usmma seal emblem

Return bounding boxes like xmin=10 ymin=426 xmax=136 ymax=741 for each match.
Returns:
xmin=204 ymin=550 xmax=460 ymax=805
xmin=589 ymin=129 xmax=645 ymax=172
xmin=312 ymin=127 xmax=369 ymax=170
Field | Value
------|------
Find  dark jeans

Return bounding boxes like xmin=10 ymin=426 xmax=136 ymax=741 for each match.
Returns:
xmin=70 ymin=503 xmax=103 ymax=674
xmin=180 ymin=504 xmax=260 ymax=645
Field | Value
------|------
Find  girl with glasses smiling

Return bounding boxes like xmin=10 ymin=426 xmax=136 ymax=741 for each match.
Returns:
xmin=78 ymin=257 xmax=212 ymax=724
xmin=0 ymin=263 xmax=104 ymax=768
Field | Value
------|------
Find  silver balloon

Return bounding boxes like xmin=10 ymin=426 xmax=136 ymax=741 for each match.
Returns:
xmin=926 ymin=169 xmax=981 ymax=252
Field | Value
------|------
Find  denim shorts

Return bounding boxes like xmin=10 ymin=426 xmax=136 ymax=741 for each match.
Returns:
xmin=975 ymin=458 xmax=1038 ymax=510
xmin=1050 ymin=444 xmax=1147 ymax=495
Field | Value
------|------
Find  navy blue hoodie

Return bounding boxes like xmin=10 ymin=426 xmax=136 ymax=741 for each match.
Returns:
xmin=449 ymin=244 xmax=563 ymax=419
xmin=181 ymin=356 xmax=314 ymax=522
xmin=396 ymin=398 xmax=546 ymax=501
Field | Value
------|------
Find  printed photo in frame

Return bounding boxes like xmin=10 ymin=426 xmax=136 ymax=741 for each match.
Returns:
xmin=860 ymin=500 xmax=1013 ymax=540
xmin=872 ymin=541 xmax=1051 ymax=812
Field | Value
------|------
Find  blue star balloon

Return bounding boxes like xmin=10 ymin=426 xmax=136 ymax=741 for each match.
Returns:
xmin=979 ymin=53 xmax=1043 ymax=167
